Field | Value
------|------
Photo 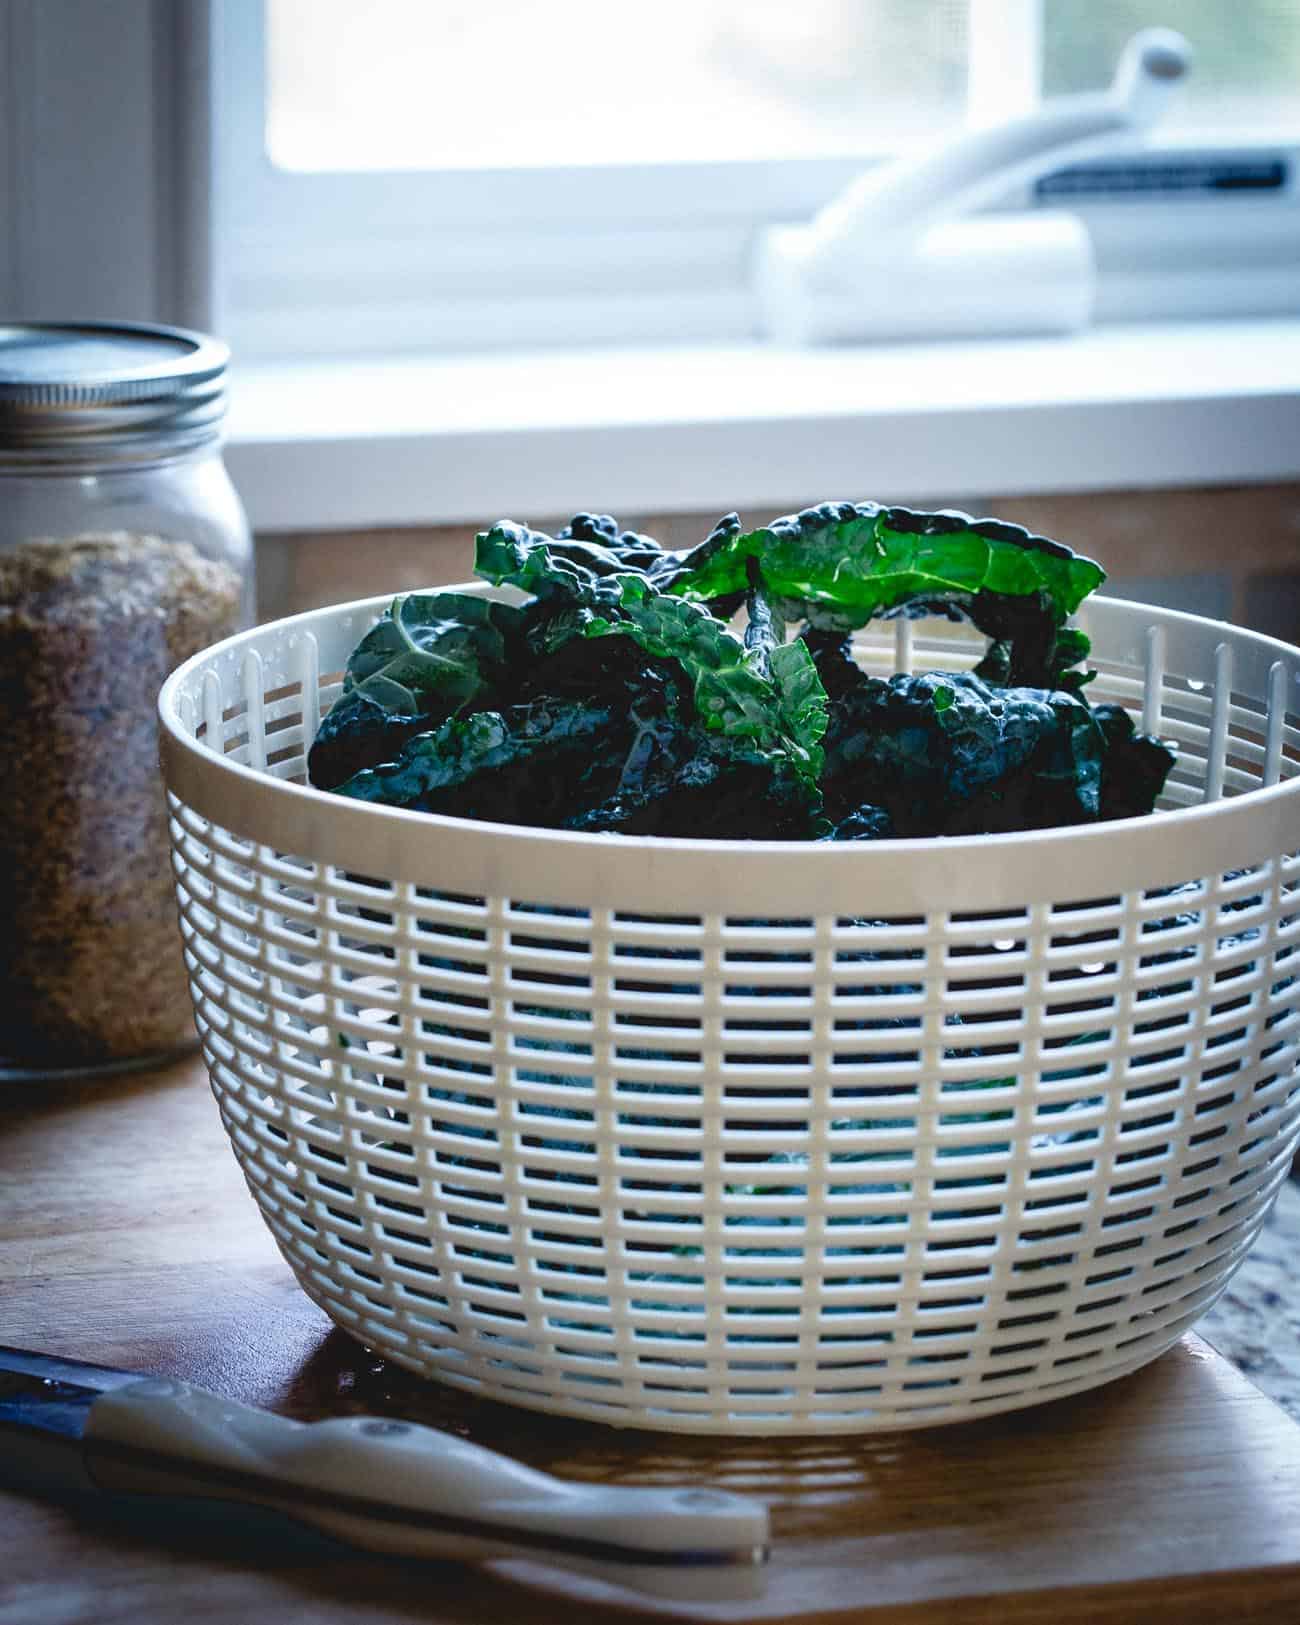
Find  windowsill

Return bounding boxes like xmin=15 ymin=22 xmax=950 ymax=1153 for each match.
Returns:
xmin=225 ymin=317 xmax=1300 ymax=532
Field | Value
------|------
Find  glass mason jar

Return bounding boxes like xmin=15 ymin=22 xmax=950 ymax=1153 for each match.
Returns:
xmin=0 ymin=322 xmax=253 ymax=1078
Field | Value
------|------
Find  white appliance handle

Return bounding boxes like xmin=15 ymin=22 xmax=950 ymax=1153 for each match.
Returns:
xmin=803 ymin=27 xmax=1189 ymax=279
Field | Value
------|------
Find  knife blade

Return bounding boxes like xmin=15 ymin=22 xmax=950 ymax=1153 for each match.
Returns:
xmin=0 ymin=1345 xmax=769 ymax=1600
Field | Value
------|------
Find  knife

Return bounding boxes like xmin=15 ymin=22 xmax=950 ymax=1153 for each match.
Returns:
xmin=0 ymin=1345 xmax=769 ymax=1600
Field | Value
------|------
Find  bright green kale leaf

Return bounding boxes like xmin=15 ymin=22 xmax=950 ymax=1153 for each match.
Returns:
xmin=769 ymin=641 xmax=829 ymax=778
xmin=581 ymin=572 xmax=827 ymax=790
xmin=477 ymin=522 xmax=827 ymax=792
xmin=669 ymin=501 xmax=1105 ymax=688
xmin=743 ymin=560 xmax=829 ymax=788
xmin=671 ymin=501 xmax=1102 ymax=624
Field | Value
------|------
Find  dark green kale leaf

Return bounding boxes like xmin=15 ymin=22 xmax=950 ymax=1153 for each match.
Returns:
xmin=808 ymin=630 xmax=1172 ymax=836
xmin=475 ymin=516 xmax=682 ymax=602
xmin=975 ymin=625 xmax=1096 ymax=694
xmin=474 ymin=521 xmax=600 ymax=601
xmin=512 ymin=613 xmax=686 ymax=709
xmin=821 ymin=804 xmax=895 ymax=841
xmin=1092 ymin=704 xmax=1178 ymax=821
xmin=568 ymin=725 xmax=819 ymax=839
xmin=551 ymin=511 xmax=683 ymax=583
xmin=329 ymin=681 xmax=816 ymax=838
xmin=669 ymin=501 xmax=1105 ymax=689
xmin=332 ymin=700 xmax=621 ymax=823
xmin=308 ymin=591 xmax=527 ymax=789
xmin=307 ymin=689 xmax=430 ymax=791
xmin=814 ymin=654 xmax=1108 ymax=837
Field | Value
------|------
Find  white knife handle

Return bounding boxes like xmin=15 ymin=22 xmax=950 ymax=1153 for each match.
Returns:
xmin=84 ymin=1377 xmax=768 ymax=1579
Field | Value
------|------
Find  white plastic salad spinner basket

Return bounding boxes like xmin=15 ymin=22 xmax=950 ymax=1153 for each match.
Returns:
xmin=159 ymin=590 xmax=1300 ymax=1435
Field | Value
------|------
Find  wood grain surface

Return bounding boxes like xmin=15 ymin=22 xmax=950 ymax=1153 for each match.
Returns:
xmin=4 ymin=1055 xmax=1300 ymax=1624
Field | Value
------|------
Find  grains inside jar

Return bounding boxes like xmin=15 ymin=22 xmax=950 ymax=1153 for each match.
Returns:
xmin=0 ymin=532 xmax=243 ymax=1068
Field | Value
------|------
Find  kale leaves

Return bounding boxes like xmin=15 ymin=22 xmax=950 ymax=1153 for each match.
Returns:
xmin=478 ymin=522 xmax=827 ymax=794
xmin=671 ymin=501 xmax=1105 ymax=690
xmin=815 ymin=660 xmax=1107 ymax=839
xmin=308 ymin=503 xmax=1175 ymax=840
xmin=307 ymin=590 xmax=526 ymax=789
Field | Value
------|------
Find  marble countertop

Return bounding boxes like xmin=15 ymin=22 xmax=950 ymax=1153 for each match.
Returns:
xmin=1201 ymin=1178 xmax=1300 ymax=1420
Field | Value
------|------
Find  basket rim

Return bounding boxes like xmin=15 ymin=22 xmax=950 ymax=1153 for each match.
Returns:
xmin=158 ymin=589 xmax=1300 ymax=915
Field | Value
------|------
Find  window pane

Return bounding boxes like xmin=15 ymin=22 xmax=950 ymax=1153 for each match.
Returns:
xmin=266 ymin=0 xmax=969 ymax=171
xmin=1043 ymin=0 xmax=1300 ymax=129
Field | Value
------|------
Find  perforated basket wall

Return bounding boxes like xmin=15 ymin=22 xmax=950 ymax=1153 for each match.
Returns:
xmin=159 ymin=592 xmax=1300 ymax=1434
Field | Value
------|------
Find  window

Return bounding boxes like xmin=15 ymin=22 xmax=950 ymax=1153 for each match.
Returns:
xmin=1043 ymin=0 xmax=1300 ymax=127
xmin=265 ymin=1 xmax=972 ymax=171
xmin=264 ymin=0 xmax=1300 ymax=174
xmin=218 ymin=0 xmax=1300 ymax=360
xmin=2 ymin=1 xmax=1295 ymax=534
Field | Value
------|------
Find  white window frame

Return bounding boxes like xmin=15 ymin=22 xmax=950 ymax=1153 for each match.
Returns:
xmin=216 ymin=0 xmax=1300 ymax=361
xmin=216 ymin=0 xmax=887 ymax=358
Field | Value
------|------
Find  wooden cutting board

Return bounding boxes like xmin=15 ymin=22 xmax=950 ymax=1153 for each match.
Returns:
xmin=4 ymin=1055 xmax=1300 ymax=1625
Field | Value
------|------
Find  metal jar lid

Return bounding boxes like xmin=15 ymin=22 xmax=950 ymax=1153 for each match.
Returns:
xmin=0 ymin=321 xmax=228 ymax=456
